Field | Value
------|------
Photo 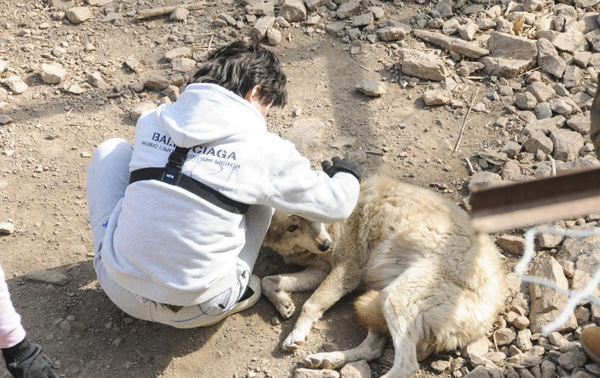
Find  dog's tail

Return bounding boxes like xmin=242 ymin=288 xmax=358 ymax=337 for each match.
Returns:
xmin=354 ymin=290 xmax=389 ymax=336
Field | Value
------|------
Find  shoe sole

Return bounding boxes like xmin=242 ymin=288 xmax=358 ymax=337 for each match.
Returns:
xmin=201 ymin=275 xmax=261 ymax=327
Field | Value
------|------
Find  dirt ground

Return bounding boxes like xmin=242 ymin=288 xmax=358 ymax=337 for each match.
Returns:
xmin=0 ymin=1 xmax=507 ymax=377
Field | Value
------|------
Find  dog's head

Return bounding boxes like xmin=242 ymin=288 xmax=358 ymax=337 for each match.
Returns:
xmin=263 ymin=211 xmax=332 ymax=256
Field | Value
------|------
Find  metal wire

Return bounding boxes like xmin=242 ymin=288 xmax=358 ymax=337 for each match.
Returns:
xmin=517 ymin=226 xmax=600 ymax=334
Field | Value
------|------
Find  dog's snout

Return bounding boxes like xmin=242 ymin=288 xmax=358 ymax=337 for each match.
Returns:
xmin=318 ymin=239 xmax=331 ymax=252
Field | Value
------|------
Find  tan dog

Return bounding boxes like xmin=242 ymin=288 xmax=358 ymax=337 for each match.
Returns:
xmin=262 ymin=175 xmax=506 ymax=377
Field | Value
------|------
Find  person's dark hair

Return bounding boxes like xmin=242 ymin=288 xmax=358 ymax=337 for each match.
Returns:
xmin=188 ymin=40 xmax=287 ymax=107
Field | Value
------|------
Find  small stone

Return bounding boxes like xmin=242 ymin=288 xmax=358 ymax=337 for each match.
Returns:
xmin=557 ymin=350 xmax=588 ymax=370
xmin=376 ymin=27 xmax=405 ymax=42
xmin=3 ymin=75 xmax=28 ymax=94
xmin=41 ymin=63 xmax=66 ymax=84
xmin=356 ymin=80 xmax=386 ymax=97
xmin=66 ymin=84 xmax=85 ymax=95
xmin=516 ymin=329 xmax=533 ymax=351
xmin=66 ymin=7 xmax=94 ymax=24
xmin=164 ymin=47 xmax=191 ymax=62
xmin=496 ymin=235 xmax=526 ymax=255
xmin=0 ymin=222 xmax=15 ymax=234
xmin=550 ymin=129 xmax=584 ymax=162
xmin=170 ymin=7 xmax=189 ymax=22
xmin=494 ymin=328 xmax=516 ymax=346
xmin=468 ymin=172 xmax=503 ymax=192
xmin=340 ymin=360 xmax=370 ymax=377
xmin=431 ymin=360 xmax=451 ymax=373
xmin=515 ymin=92 xmax=538 ymax=110
xmin=266 ymin=27 xmax=282 ymax=46
xmin=279 ymin=0 xmax=306 ymax=23
xmin=23 ymin=269 xmax=69 ymax=285
xmin=0 ymin=115 xmax=14 ymax=125
xmin=295 ymin=368 xmax=340 ymax=378
xmin=171 ymin=58 xmax=196 ymax=72
xmin=144 ymin=75 xmax=170 ymax=91
xmin=124 ymin=56 xmax=141 ymax=72
xmin=423 ymin=89 xmax=452 ymax=106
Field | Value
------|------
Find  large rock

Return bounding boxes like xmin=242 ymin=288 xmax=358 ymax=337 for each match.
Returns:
xmin=528 ymin=82 xmax=556 ymax=102
xmin=567 ymin=115 xmax=590 ymax=135
xmin=523 ymin=132 xmax=553 ymax=155
xmin=482 ymin=32 xmax=538 ymax=77
xmin=551 ymin=29 xmax=587 ymax=54
xmin=336 ymin=0 xmax=360 ymax=19
xmin=279 ymin=0 xmax=306 ymax=22
xmin=550 ymin=129 xmax=584 ymax=162
xmin=537 ymin=38 xmax=566 ymax=78
xmin=423 ymin=89 xmax=452 ymax=106
xmin=571 ymin=270 xmax=600 ymax=305
xmin=560 ymin=236 xmax=600 ymax=273
xmin=529 ymin=256 xmax=577 ymax=333
xmin=400 ymin=49 xmax=447 ymax=81
xmin=481 ymin=57 xmax=533 ymax=78
xmin=41 ymin=63 xmax=66 ymax=84
xmin=487 ymin=32 xmax=538 ymax=62
xmin=66 ymin=7 xmax=94 ymax=24
xmin=523 ymin=116 xmax=565 ymax=136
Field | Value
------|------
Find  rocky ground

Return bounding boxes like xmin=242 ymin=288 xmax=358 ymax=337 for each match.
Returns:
xmin=2 ymin=0 xmax=600 ymax=377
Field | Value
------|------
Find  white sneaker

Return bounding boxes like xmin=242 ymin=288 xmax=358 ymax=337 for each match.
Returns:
xmin=201 ymin=275 xmax=262 ymax=327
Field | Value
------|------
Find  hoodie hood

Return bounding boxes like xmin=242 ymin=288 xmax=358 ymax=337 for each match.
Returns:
xmin=157 ymin=83 xmax=267 ymax=148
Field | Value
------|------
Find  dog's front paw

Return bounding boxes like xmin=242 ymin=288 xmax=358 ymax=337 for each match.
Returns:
xmin=274 ymin=292 xmax=295 ymax=319
xmin=302 ymin=352 xmax=346 ymax=370
xmin=282 ymin=328 xmax=308 ymax=352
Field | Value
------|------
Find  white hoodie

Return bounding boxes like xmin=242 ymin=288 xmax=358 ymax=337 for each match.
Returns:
xmin=100 ymin=84 xmax=360 ymax=306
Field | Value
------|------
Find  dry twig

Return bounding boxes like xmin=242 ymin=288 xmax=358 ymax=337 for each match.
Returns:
xmin=452 ymin=87 xmax=480 ymax=155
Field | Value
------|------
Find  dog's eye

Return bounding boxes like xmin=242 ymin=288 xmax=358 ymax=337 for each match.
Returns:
xmin=287 ymin=225 xmax=299 ymax=232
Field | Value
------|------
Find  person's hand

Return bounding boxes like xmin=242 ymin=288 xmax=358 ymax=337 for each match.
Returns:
xmin=321 ymin=156 xmax=363 ymax=183
xmin=3 ymin=339 xmax=56 ymax=378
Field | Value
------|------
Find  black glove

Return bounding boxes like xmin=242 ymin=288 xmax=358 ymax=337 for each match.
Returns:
xmin=2 ymin=339 xmax=57 ymax=378
xmin=321 ymin=156 xmax=363 ymax=183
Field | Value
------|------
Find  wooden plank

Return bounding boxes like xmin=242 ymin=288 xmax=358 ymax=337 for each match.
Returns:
xmin=470 ymin=168 xmax=600 ymax=233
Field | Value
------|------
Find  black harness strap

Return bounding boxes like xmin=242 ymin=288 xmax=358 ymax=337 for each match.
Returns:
xmin=129 ymin=147 xmax=249 ymax=215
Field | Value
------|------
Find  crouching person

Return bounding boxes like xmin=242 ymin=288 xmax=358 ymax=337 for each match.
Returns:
xmin=86 ymin=40 xmax=362 ymax=328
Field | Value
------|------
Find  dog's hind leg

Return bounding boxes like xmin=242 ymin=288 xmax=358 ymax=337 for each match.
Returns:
xmin=379 ymin=266 xmax=434 ymax=378
xmin=283 ymin=263 xmax=361 ymax=351
xmin=303 ymin=330 xmax=387 ymax=369
xmin=262 ymin=266 xmax=329 ymax=319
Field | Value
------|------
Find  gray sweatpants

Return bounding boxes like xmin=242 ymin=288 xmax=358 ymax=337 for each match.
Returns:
xmin=87 ymin=138 xmax=272 ymax=328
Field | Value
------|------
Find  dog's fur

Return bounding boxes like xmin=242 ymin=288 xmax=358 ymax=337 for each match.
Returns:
xmin=261 ymin=175 xmax=506 ymax=377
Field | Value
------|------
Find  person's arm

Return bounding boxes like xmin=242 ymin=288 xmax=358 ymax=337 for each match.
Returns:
xmin=0 ymin=266 xmax=26 ymax=350
xmin=0 ymin=265 xmax=56 ymax=378
xmin=262 ymin=141 xmax=361 ymax=223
